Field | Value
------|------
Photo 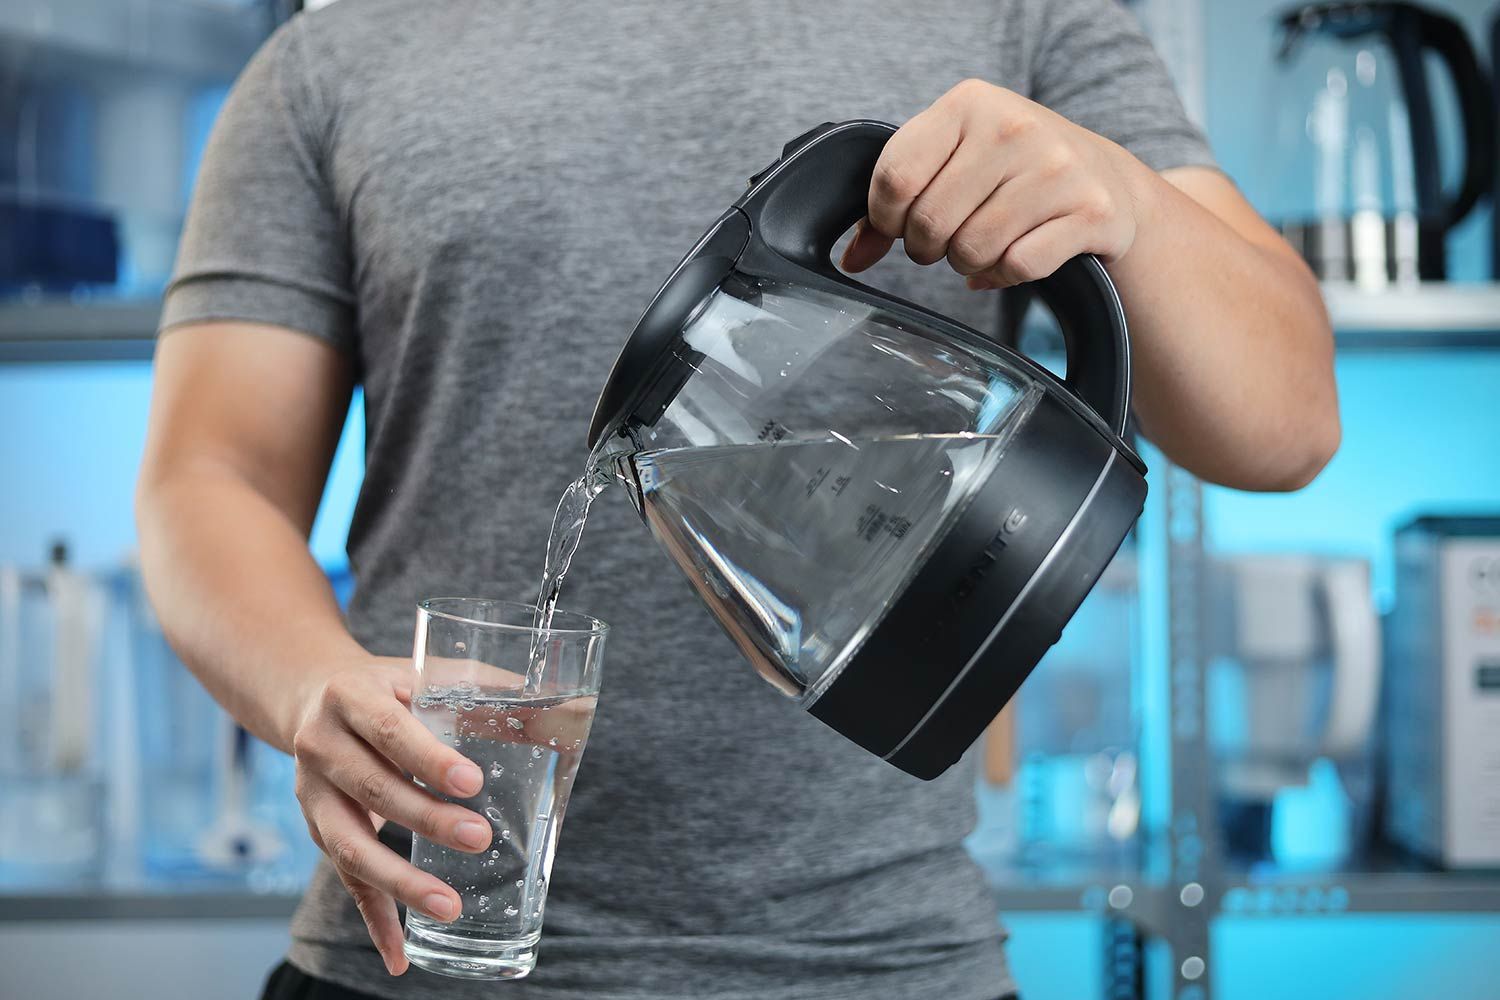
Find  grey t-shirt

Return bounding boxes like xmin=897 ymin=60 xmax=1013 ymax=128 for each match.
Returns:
xmin=164 ymin=2 xmax=1212 ymax=998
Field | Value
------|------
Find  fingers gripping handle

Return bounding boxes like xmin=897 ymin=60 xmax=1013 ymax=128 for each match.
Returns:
xmin=739 ymin=119 xmax=1133 ymax=436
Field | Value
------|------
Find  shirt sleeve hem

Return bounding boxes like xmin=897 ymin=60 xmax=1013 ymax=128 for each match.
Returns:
xmin=1128 ymin=137 xmax=1220 ymax=176
xmin=159 ymin=274 xmax=357 ymax=353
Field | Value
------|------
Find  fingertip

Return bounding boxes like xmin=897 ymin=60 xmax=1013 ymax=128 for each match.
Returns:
xmin=838 ymin=227 xmax=865 ymax=273
xmin=446 ymin=760 xmax=484 ymax=798
xmin=423 ymin=889 xmax=462 ymax=922
xmin=840 ymin=228 xmax=892 ymax=275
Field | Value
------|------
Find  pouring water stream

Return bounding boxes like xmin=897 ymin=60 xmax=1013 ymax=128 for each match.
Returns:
xmin=525 ymin=446 xmax=615 ymax=691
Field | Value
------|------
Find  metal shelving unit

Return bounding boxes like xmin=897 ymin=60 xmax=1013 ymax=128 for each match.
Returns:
xmin=0 ymin=0 xmax=269 ymax=84
xmin=1123 ymin=1 xmax=1500 ymax=991
xmin=1149 ymin=466 xmax=1500 ymax=1000
xmin=0 ymin=300 xmax=160 ymax=362
xmin=1221 ymin=868 xmax=1500 ymax=917
xmin=1325 ymin=283 xmax=1500 ymax=350
xmin=0 ymin=890 xmax=299 ymax=922
xmin=4 ymin=5 xmax=1499 ymax=998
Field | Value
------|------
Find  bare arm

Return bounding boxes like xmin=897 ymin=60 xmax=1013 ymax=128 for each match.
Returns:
xmin=137 ymin=323 xmax=489 ymax=974
xmin=137 ymin=322 xmax=362 ymax=750
xmin=1113 ymin=166 xmax=1338 ymax=490
xmin=843 ymin=81 xmax=1339 ymax=492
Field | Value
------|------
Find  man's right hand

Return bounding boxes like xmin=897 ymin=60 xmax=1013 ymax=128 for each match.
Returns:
xmin=290 ymin=658 xmax=493 ymax=976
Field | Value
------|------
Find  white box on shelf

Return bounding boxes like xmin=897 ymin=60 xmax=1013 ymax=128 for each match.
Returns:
xmin=1384 ymin=517 xmax=1500 ymax=868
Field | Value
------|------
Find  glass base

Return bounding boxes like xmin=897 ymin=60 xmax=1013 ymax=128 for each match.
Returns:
xmin=403 ymin=916 xmax=539 ymax=980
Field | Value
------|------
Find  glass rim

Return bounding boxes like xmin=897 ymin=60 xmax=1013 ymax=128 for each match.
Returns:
xmin=417 ymin=597 xmax=610 ymax=637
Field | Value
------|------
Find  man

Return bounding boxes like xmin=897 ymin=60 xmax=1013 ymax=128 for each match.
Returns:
xmin=137 ymin=1 xmax=1338 ymax=998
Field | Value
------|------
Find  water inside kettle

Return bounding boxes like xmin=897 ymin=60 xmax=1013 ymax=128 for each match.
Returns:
xmin=529 ymin=430 xmax=1012 ymax=698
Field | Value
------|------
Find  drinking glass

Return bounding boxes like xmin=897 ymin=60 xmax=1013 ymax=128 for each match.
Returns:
xmin=402 ymin=598 xmax=607 ymax=980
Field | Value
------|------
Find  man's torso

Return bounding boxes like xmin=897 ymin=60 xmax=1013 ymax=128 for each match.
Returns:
xmin=281 ymin=2 xmax=1054 ymax=996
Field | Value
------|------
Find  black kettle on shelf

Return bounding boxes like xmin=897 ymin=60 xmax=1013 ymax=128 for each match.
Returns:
xmin=1258 ymin=2 xmax=1495 ymax=287
xmin=1492 ymin=3 xmax=1499 ymax=279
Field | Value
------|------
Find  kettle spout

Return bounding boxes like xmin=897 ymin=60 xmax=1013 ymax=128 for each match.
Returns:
xmin=589 ymin=434 xmax=647 ymax=519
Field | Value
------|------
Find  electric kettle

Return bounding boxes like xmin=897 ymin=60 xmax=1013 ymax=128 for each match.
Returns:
xmin=587 ymin=121 xmax=1146 ymax=780
xmin=1258 ymin=2 xmax=1496 ymax=285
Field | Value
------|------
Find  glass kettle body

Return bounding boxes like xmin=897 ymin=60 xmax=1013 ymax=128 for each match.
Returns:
xmin=589 ymin=122 xmax=1148 ymax=779
xmin=1257 ymin=1 xmax=1495 ymax=285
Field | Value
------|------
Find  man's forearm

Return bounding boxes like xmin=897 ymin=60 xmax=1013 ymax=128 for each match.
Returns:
xmin=137 ymin=463 xmax=367 ymax=753
xmin=1109 ymin=166 xmax=1339 ymax=491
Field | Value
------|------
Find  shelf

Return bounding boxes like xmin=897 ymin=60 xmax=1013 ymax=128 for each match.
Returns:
xmin=975 ymin=846 xmax=1170 ymax=931
xmin=1219 ymin=851 xmax=1500 ymax=916
xmin=0 ymin=300 xmax=159 ymax=362
xmin=1 ymin=0 xmax=267 ymax=84
xmin=0 ymin=890 xmax=300 ymax=922
xmin=1324 ymin=283 xmax=1500 ymax=349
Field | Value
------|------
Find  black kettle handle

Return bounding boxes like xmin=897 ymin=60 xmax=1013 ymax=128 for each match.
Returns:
xmin=1391 ymin=4 xmax=1496 ymax=228
xmin=736 ymin=119 xmax=1132 ymax=436
xmin=1492 ymin=9 xmax=1500 ymax=281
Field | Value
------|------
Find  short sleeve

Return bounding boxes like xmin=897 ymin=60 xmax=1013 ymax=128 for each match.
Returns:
xmin=1027 ymin=0 xmax=1217 ymax=174
xmin=161 ymin=18 xmax=356 ymax=349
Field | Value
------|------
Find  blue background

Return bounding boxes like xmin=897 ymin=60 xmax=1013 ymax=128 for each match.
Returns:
xmin=2 ymin=0 xmax=1498 ymax=996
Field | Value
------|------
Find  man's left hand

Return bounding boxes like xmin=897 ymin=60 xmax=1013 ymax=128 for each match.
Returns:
xmin=841 ymin=79 xmax=1154 ymax=289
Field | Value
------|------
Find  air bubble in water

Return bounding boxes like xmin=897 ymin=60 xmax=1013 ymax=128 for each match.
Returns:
xmin=490 ymin=849 xmax=500 ymax=859
xmin=486 ymin=718 xmax=498 ymax=727
xmin=504 ymin=906 xmax=519 ymax=917
xmin=502 ymin=829 xmax=511 ymax=839
xmin=490 ymin=762 xmax=503 ymax=777
xmin=531 ymin=745 xmax=543 ymax=759
xmin=548 ymin=737 xmax=558 ymax=746
xmin=458 ymin=699 xmax=477 ymax=711
xmin=455 ymin=641 xmax=467 ymax=653
xmin=484 ymin=806 xmax=503 ymax=824
xmin=505 ymin=717 xmax=524 ymax=731
xmin=515 ymin=879 xmax=525 ymax=887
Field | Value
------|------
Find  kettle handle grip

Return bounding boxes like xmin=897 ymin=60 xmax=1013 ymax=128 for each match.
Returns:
xmin=1393 ymin=6 xmax=1496 ymax=229
xmin=1420 ymin=8 xmax=1495 ymax=228
xmin=738 ymin=120 xmax=1133 ymax=436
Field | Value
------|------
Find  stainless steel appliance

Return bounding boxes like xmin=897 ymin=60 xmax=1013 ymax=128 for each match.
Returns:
xmin=1384 ymin=516 xmax=1500 ymax=867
